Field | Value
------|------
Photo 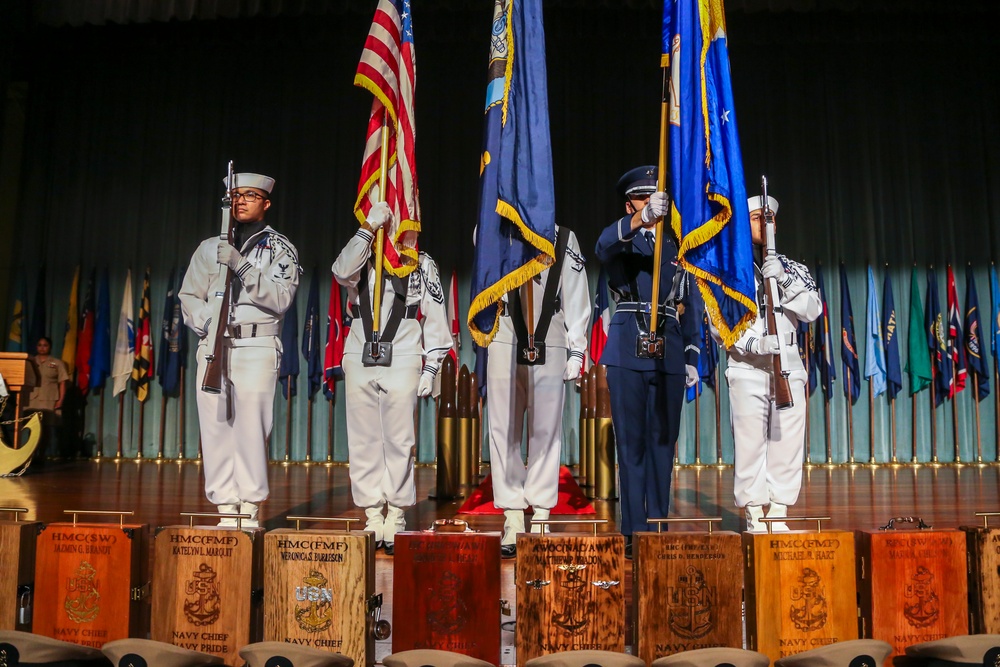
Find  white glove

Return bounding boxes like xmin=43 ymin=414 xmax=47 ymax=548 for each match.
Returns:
xmin=640 ymin=191 xmax=669 ymax=224
xmin=762 ymin=255 xmax=786 ymax=282
xmin=366 ymin=201 xmax=392 ymax=231
xmin=417 ymin=371 xmax=434 ymax=398
xmin=217 ymin=242 xmax=243 ymax=270
xmin=685 ymin=364 xmax=699 ymax=388
xmin=753 ymin=335 xmax=781 ymax=356
xmin=563 ymin=356 xmax=583 ymax=382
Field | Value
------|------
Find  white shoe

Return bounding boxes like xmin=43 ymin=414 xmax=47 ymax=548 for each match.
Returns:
xmin=239 ymin=501 xmax=260 ymax=529
xmin=744 ymin=504 xmax=766 ymax=533
xmin=530 ymin=508 xmax=551 ymax=534
xmin=766 ymin=502 xmax=790 ymax=532
xmin=217 ymin=503 xmax=239 ymax=527
xmin=384 ymin=505 xmax=406 ymax=548
xmin=365 ymin=505 xmax=386 ymax=545
xmin=502 ymin=509 xmax=525 ymax=546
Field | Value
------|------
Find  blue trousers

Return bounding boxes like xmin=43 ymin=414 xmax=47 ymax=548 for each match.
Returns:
xmin=606 ymin=366 xmax=685 ymax=535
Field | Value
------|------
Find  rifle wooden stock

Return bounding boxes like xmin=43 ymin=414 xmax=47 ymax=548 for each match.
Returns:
xmin=201 ymin=161 xmax=236 ymax=394
xmin=763 ymin=277 xmax=794 ymax=409
xmin=760 ymin=175 xmax=793 ymax=410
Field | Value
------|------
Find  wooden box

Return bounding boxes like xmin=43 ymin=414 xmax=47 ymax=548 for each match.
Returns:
xmin=0 ymin=518 xmax=41 ymax=631
xmin=392 ymin=530 xmax=501 ymax=665
xmin=151 ymin=526 xmax=264 ymax=667
xmin=856 ymin=523 xmax=968 ymax=665
xmin=633 ymin=530 xmax=743 ymax=664
xmin=33 ymin=521 xmax=150 ymax=645
xmin=264 ymin=528 xmax=376 ymax=667
xmin=964 ymin=522 xmax=1000 ymax=634
xmin=743 ymin=529 xmax=858 ymax=664
xmin=516 ymin=533 xmax=625 ymax=665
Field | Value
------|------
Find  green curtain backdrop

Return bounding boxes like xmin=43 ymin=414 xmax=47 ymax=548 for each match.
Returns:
xmin=1 ymin=4 xmax=998 ymax=464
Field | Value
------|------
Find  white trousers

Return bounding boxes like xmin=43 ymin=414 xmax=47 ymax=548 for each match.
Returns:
xmin=342 ymin=353 xmax=420 ymax=509
xmin=196 ymin=344 xmax=278 ymax=505
xmin=486 ymin=343 xmax=564 ymax=511
xmin=728 ymin=366 xmax=808 ymax=508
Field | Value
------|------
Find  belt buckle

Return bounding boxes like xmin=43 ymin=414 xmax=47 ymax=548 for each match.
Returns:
xmin=230 ymin=325 xmax=241 ymax=340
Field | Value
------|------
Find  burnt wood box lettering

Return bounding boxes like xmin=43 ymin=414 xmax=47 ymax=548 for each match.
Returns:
xmin=633 ymin=530 xmax=743 ymax=664
xmin=0 ymin=520 xmax=41 ymax=631
xmin=151 ymin=526 xmax=264 ymax=667
xmin=33 ymin=522 xmax=150 ymax=645
xmin=516 ymin=533 xmax=625 ymax=665
xmin=856 ymin=526 xmax=968 ymax=665
xmin=264 ymin=529 xmax=375 ymax=667
xmin=963 ymin=523 xmax=1000 ymax=634
xmin=743 ymin=530 xmax=858 ymax=665
xmin=392 ymin=531 xmax=501 ymax=666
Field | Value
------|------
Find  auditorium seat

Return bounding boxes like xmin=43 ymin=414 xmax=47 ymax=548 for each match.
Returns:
xmin=101 ymin=638 xmax=222 ymax=667
xmin=0 ymin=631 xmax=110 ymax=666
xmin=651 ymin=647 xmax=770 ymax=667
xmin=901 ymin=634 xmax=1000 ymax=666
xmin=773 ymin=638 xmax=892 ymax=666
xmin=523 ymin=649 xmax=646 ymax=667
xmin=238 ymin=641 xmax=354 ymax=667
xmin=381 ymin=649 xmax=495 ymax=667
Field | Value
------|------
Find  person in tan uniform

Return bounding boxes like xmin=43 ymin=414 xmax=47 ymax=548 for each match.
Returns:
xmin=26 ymin=335 xmax=70 ymax=457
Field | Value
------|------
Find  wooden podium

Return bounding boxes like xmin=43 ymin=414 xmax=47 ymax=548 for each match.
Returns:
xmin=33 ymin=511 xmax=149 ymax=646
xmin=963 ymin=512 xmax=1000 ymax=633
xmin=392 ymin=523 xmax=502 ymax=666
xmin=0 ymin=352 xmax=32 ymax=449
xmin=264 ymin=518 xmax=377 ymax=667
xmin=152 ymin=516 xmax=264 ymax=667
xmin=516 ymin=524 xmax=625 ymax=665
xmin=633 ymin=519 xmax=742 ymax=664
xmin=856 ymin=518 xmax=968 ymax=664
xmin=0 ymin=509 xmax=41 ymax=631
xmin=743 ymin=520 xmax=858 ymax=664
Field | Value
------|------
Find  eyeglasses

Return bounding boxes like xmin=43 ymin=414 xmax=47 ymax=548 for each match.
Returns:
xmin=233 ymin=191 xmax=268 ymax=203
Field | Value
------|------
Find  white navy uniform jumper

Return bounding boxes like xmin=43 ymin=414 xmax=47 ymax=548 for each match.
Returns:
xmin=486 ymin=226 xmax=591 ymax=513
xmin=332 ymin=227 xmax=452 ymax=512
xmin=724 ymin=255 xmax=820 ymax=509
xmin=180 ymin=225 xmax=301 ymax=506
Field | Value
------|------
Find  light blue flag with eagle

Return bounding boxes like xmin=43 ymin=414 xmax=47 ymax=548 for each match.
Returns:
xmin=663 ymin=0 xmax=756 ymax=349
xmin=864 ymin=266 xmax=887 ymax=397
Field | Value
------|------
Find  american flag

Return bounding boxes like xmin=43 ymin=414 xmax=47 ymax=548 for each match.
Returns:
xmin=353 ymin=0 xmax=420 ymax=278
xmin=946 ymin=264 xmax=967 ymax=396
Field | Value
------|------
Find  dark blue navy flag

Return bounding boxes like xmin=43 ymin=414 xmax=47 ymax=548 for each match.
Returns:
xmin=797 ymin=319 xmax=817 ymax=397
xmin=816 ymin=266 xmax=837 ymax=399
xmin=279 ymin=293 xmax=299 ymax=399
xmin=474 ymin=342 xmax=488 ymax=400
xmin=89 ymin=269 xmax=112 ymax=392
xmin=302 ymin=272 xmax=322 ymax=399
xmin=157 ymin=268 xmax=186 ymax=397
xmin=926 ymin=268 xmax=949 ymax=407
xmin=468 ymin=0 xmax=556 ymax=347
xmin=965 ymin=266 xmax=990 ymax=401
xmin=991 ymin=264 xmax=1000 ymax=367
xmin=686 ymin=309 xmax=719 ymax=403
xmin=882 ymin=270 xmax=902 ymax=400
xmin=840 ymin=264 xmax=860 ymax=406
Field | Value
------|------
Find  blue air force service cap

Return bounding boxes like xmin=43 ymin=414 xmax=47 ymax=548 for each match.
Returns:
xmin=616 ymin=165 xmax=658 ymax=200
xmin=223 ymin=172 xmax=275 ymax=194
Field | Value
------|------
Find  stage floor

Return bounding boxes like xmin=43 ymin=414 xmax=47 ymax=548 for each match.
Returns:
xmin=3 ymin=459 xmax=998 ymax=664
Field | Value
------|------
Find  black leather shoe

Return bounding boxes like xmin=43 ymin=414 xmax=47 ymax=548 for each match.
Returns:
xmin=624 ymin=536 xmax=633 ymax=560
xmin=500 ymin=543 xmax=517 ymax=559
xmin=376 ymin=540 xmax=385 ymax=551
xmin=383 ymin=542 xmax=395 ymax=556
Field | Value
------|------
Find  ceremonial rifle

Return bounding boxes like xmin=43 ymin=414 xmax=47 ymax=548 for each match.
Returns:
xmin=760 ymin=175 xmax=794 ymax=409
xmin=201 ymin=161 xmax=236 ymax=394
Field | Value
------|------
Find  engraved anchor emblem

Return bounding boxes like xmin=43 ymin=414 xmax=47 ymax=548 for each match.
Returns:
xmin=183 ymin=563 xmax=221 ymax=626
xmin=427 ymin=571 xmax=468 ymax=634
xmin=64 ymin=561 xmax=101 ymax=624
xmin=789 ymin=567 xmax=828 ymax=632
xmin=551 ymin=564 xmax=594 ymax=636
xmin=667 ymin=566 xmax=715 ymax=640
xmin=295 ymin=570 xmax=334 ymax=633
xmin=903 ymin=566 xmax=940 ymax=628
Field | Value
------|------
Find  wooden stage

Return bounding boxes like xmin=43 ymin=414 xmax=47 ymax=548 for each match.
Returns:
xmin=3 ymin=459 xmax=999 ymax=664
